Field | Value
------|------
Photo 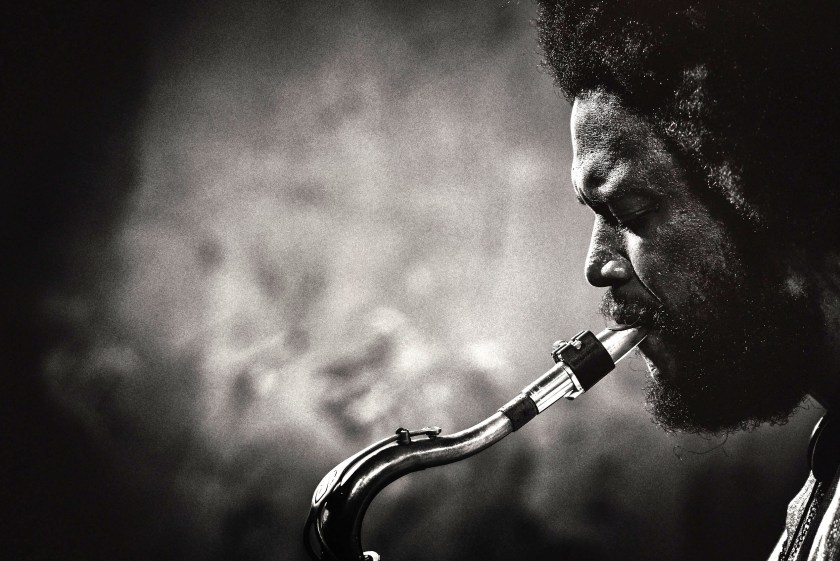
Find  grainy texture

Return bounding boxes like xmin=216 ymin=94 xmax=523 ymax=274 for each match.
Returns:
xmin=5 ymin=2 xmax=824 ymax=560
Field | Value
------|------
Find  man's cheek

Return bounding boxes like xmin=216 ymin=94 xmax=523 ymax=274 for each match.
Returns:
xmin=625 ymin=237 xmax=665 ymax=294
xmin=626 ymin=240 xmax=690 ymax=305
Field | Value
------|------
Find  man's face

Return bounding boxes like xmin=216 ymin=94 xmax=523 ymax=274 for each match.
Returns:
xmin=570 ymin=90 xmax=819 ymax=434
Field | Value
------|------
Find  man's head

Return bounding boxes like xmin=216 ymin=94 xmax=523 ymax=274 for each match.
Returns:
xmin=572 ymin=90 xmax=826 ymax=434
xmin=539 ymin=1 xmax=840 ymax=433
xmin=539 ymin=1 xmax=840 ymax=246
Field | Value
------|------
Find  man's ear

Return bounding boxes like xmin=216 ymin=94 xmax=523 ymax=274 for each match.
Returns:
xmin=777 ymin=246 xmax=834 ymax=299
xmin=782 ymin=267 xmax=808 ymax=299
xmin=782 ymin=249 xmax=840 ymax=338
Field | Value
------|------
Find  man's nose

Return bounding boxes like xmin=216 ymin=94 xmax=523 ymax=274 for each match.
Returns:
xmin=584 ymin=217 xmax=633 ymax=287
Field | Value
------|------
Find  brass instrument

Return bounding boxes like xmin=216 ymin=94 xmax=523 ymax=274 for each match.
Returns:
xmin=304 ymin=326 xmax=647 ymax=561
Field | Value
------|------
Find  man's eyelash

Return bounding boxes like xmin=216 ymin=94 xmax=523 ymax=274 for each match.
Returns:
xmin=610 ymin=204 xmax=659 ymax=230
xmin=612 ymin=204 xmax=660 ymax=226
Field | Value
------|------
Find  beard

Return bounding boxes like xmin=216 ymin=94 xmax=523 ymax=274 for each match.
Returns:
xmin=599 ymin=268 xmax=823 ymax=435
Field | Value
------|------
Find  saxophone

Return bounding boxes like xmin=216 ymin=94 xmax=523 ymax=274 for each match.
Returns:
xmin=303 ymin=326 xmax=647 ymax=561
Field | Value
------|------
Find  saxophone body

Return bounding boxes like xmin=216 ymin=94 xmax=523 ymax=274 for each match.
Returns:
xmin=304 ymin=326 xmax=647 ymax=561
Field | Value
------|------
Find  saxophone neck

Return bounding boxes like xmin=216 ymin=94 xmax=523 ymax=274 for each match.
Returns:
xmin=304 ymin=326 xmax=647 ymax=561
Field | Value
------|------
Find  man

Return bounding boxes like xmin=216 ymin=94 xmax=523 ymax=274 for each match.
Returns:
xmin=537 ymin=1 xmax=840 ymax=559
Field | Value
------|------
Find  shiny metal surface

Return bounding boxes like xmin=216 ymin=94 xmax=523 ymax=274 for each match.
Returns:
xmin=305 ymin=413 xmax=513 ymax=560
xmin=521 ymin=361 xmax=581 ymax=412
xmin=596 ymin=326 xmax=647 ymax=363
xmin=304 ymin=326 xmax=648 ymax=561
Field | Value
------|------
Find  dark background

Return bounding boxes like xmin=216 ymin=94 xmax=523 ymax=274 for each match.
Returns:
xmin=5 ymin=2 xmax=822 ymax=560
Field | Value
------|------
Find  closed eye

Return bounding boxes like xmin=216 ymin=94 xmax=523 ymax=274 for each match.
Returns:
xmin=611 ymin=203 xmax=660 ymax=229
xmin=574 ymin=182 xmax=659 ymax=231
xmin=613 ymin=204 xmax=658 ymax=223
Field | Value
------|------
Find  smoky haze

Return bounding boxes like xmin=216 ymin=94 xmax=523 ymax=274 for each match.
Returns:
xmin=23 ymin=2 xmax=821 ymax=560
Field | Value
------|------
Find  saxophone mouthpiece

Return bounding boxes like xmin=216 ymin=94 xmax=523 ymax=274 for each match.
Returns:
xmin=596 ymin=326 xmax=647 ymax=364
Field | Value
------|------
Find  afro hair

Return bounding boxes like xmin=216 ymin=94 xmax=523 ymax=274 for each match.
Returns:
xmin=538 ymin=0 xmax=840 ymax=248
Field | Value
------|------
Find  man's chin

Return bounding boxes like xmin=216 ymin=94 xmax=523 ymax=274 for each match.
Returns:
xmin=637 ymin=339 xmax=805 ymax=435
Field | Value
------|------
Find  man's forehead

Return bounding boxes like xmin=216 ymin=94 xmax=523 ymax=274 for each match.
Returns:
xmin=570 ymin=92 xmax=640 ymax=198
xmin=570 ymin=91 xmax=689 ymax=205
xmin=571 ymin=91 xmax=645 ymax=159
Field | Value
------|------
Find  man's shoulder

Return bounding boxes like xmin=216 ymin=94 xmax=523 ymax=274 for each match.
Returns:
xmin=810 ymin=476 xmax=840 ymax=560
xmin=778 ymin=413 xmax=840 ymax=561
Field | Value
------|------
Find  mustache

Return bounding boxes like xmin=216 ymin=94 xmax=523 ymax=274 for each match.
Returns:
xmin=598 ymin=290 xmax=665 ymax=328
